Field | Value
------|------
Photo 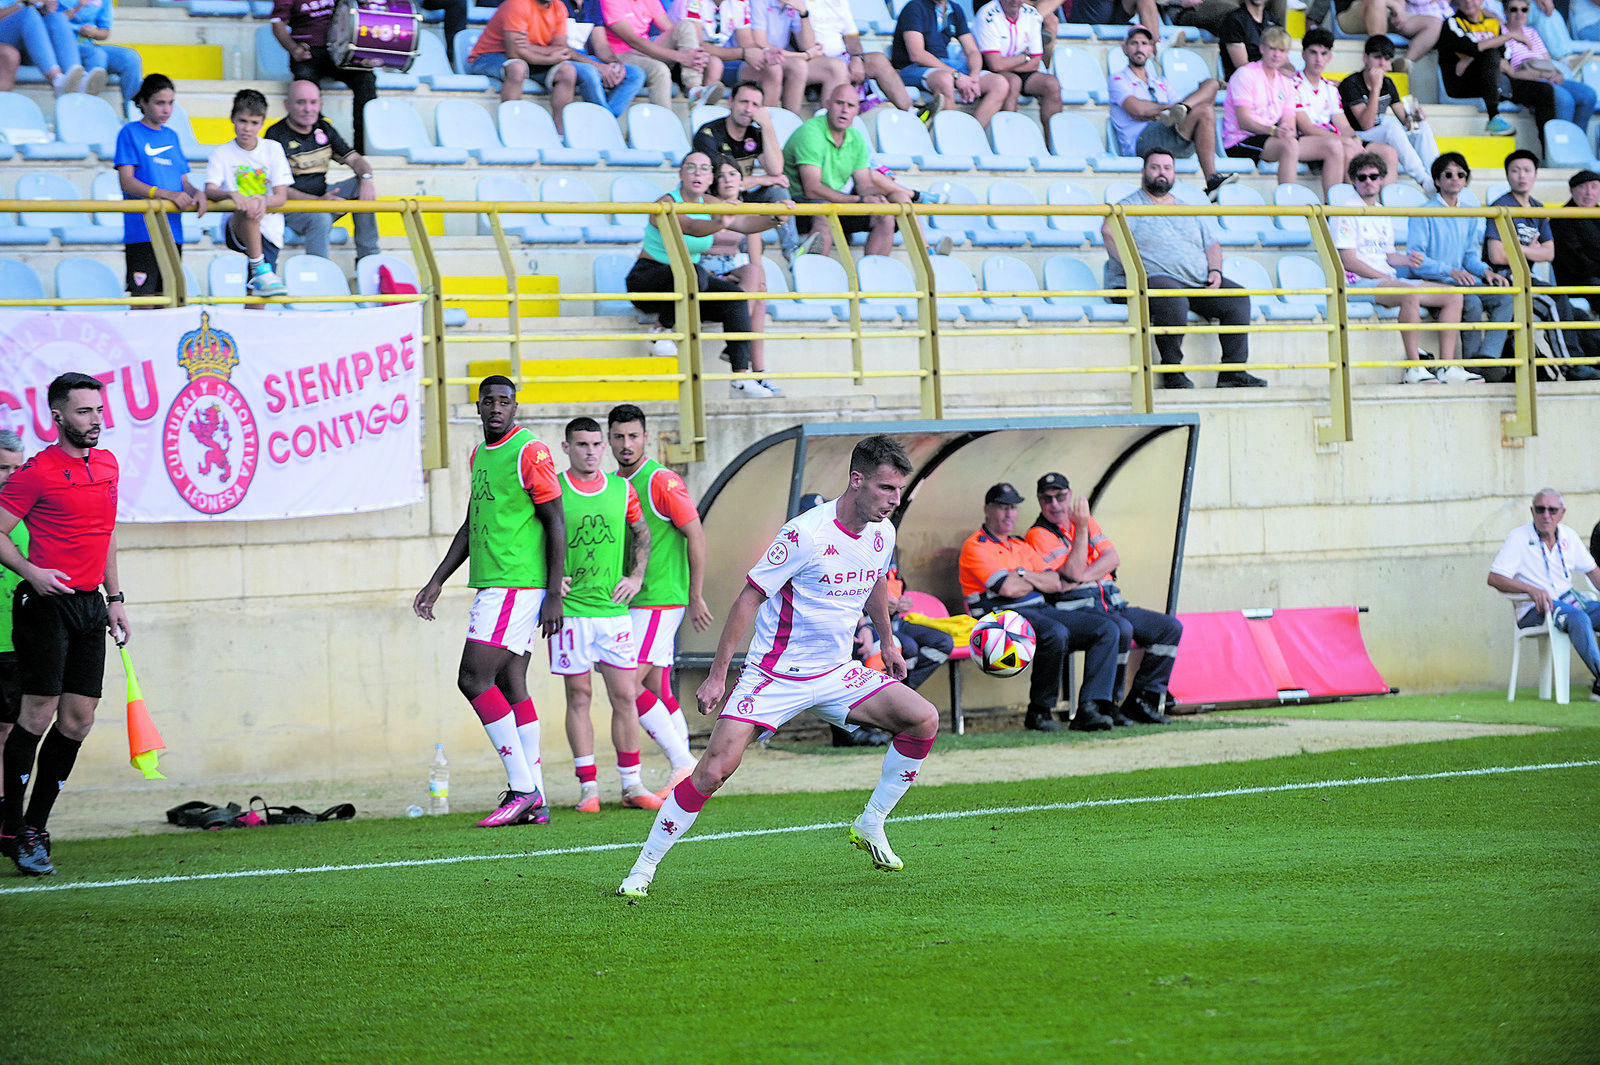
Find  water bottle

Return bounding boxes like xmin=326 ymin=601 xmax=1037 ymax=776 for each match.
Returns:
xmin=228 ymin=44 xmax=244 ymax=81
xmin=427 ymin=743 xmax=449 ymax=815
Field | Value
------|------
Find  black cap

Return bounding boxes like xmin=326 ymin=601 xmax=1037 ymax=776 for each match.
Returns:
xmin=1570 ymin=169 xmax=1600 ymax=188
xmin=797 ymin=492 xmax=826 ymax=513
xmin=985 ymin=482 xmax=1024 ymax=505
xmin=1036 ymin=472 xmax=1071 ymax=494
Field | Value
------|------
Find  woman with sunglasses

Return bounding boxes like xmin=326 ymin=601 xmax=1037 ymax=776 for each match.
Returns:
xmin=1503 ymin=0 xmax=1595 ymax=132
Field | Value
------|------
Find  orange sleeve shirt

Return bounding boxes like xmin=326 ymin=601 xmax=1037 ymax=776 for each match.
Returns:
xmin=471 ymin=0 xmax=568 ymax=60
xmin=1024 ymin=516 xmax=1106 ymax=572
xmin=958 ymin=529 xmax=1047 ymax=599
xmin=519 ymin=439 xmax=562 ymax=505
xmin=624 ymin=482 xmax=643 ymax=524
xmin=649 ymin=468 xmax=699 ymax=528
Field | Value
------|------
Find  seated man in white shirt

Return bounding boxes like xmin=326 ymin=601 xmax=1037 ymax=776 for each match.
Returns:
xmin=796 ymin=0 xmax=915 ymax=110
xmin=1488 ymin=488 xmax=1600 ymax=702
xmin=974 ymin=0 xmax=1059 ymax=144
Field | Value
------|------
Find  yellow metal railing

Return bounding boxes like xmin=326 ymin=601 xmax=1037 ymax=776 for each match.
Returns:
xmin=3 ymin=198 xmax=1596 ymax=465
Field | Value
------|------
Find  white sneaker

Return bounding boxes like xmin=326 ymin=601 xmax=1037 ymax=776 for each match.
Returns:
xmin=686 ymin=83 xmax=725 ymax=108
xmin=1435 ymin=364 xmax=1485 ymax=384
xmin=53 ymin=65 xmax=85 ymax=96
xmin=1401 ymin=365 xmax=1441 ymax=384
xmin=849 ymin=817 xmax=903 ymax=871
xmin=730 ymin=379 xmax=775 ymax=398
xmin=756 ymin=378 xmax=784 ymax=396
xmin=647 ymin=326 xmax=677 ymax=357
xmin=247 ymin=266 xmax=287 ymax=297
xmin=83 ymin=67 xmax=108 ymax=96
xmin=616 ymin=870 xmax=653 ymax=898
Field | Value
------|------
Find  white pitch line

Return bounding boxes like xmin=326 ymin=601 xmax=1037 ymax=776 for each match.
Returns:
xmin=2 ymin=758 xmax=1595 ymax=897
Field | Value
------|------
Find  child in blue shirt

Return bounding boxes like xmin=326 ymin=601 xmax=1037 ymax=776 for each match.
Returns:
xmin=114 ymin=73 xmax=204 ymax=301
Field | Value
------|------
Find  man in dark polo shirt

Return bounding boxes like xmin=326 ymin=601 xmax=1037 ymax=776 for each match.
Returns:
xmin=691 ymin=79 xmax=796 ymax=252
xmin=271 ymin=0 xmax=379 ymax=153
xmin=265 ymin=80 xmax=380 ymax=263
xmin=0 ymin=374 xmax=128 ymax=877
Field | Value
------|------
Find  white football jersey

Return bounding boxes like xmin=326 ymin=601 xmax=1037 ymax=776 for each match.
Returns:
xmin=745 ymin=497 xmax=895 ymax=679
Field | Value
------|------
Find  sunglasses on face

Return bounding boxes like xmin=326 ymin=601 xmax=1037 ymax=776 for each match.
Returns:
xmin=1354 ymin=172 xmax=1383 ymax=181
xmin=1533 ymin=505 xmax=1563 ymax=514
xmin=1507 ymin=5 xmax=1528 ymax=11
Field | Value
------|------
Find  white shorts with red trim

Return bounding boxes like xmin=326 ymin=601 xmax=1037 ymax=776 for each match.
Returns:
xmin=548 ymin=614 xmax=637 ymax=675
xmin=466 ymin=587 xmax=547 ymax=657
xmin=629 ymin=606 xmax=686 ymax=667
xmin=719 ymin=660 xmax=899 ymax=734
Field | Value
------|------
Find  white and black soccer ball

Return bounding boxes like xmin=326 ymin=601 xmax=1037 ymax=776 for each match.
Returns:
xmin=970 ymin=610 xmax=1036 ymax=677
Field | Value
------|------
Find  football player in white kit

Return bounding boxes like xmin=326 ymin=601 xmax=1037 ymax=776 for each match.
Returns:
xmin=616 ymin=435 xmax=940 ymax=897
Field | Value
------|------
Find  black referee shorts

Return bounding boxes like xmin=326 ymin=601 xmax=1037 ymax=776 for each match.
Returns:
xmin=0 ymin=651 xmax=20 ymax=725
xmin=12 ymin=587 xmax=109 ymax=700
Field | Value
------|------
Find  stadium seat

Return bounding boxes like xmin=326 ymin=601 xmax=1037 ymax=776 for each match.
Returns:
xmin=1049 ymin=112 xmax=1132 ymax=171
xmin=1276 ymin=253 xmax=1369 ymax=318
xmin=1325 ymin=181 xmax=1356 ymax=205
xmin=931 ymin=110 xmax=1029 ymax=171
xmin=16 ymin=172 xmax=117 ymax=243
xmin=987 ymin=181 xmax=1081 ymax=246
xmin=875 ymin=109 xmax=974 ymax=170
xmin=1101 ymin=117 xmax=1197 ymax=172
xmin=541 ymin=175 xmax=644 ymax=243
xmin=688 ymin=104 xmax=730 ymax=134
xmin=283 ymin=253 xmax=350 ymax=311
xmin=1544 ymin=119 xmax=1600 ymax=168
xmin=0 ymin=257 xmax=44 ymax=299
xmin=1045 ymin=181 xmax=1104 ymax=245
xmin=163 ymin=101 xmax=219 ymax=163
xmin=182 ymin=263 xmax=204 ymax=299
xmin=362 ymin=99 xmax=470 ymax=164
xmin=988 ymin=111 xmax=1083 ymax=171
xmin=436 ymin=99 xmax=541 ymax=164
xmin=1215 ymin=183 xmax=1313 ymax=247
xmin=1505 ymin=593 xmax=1575 ymax=703
xmin=562 ymin=101 xmax=669 ymax=165
xmin=856 ymin=254 xmax=919 ymax=320
xmin=475 ymin=174 xmax=582 ymax=243
xmin=982 ymin=255 xmax=1082 ymax=321
xmin=55 ymin=93 xmax=122 ymax=158
xmin=929 ymin=254 xmax=1016 ymax=321
xmin=593 ymin=252 xmax=649 ymax=319
xmin=1223 ymin=255 xmax=1306 ymax=320
xmin=254 ymin=24 xmax=293 ymax=81
xmin=763 ymin=256 xmax=832 ymax=322
xmin=356 ymin=253 xmax=468 ymax=325
xmin=208 ymin=252 xmax=250 ymax=299
xmin=0 ymin=208 xmax=50 ymax=244
xmin=1434 ymin=66 xmax=1518 ymax=112
xmin=1049 ymin=46 xmax=1108 ymax=104
xmin=1041 ymin=254 xmax=1129 ymax=321
xmin=413 ymin=30 xmax=493 ymax=90
xmin=793 ymin=254 xmax=861 ymax=320
xmin=1273 ymin=182 xmax=1320 ymax=239
xmin=1380 ymin=183 xmax=1427 ymax=208
xmin=55 ymin=257 xmax=127 ymax=311
xmin=848 ymin=0 xmax=896 ymax=35
xmin=611 ymin=174 xmax=668 ymax=204
xmin=765 ymin=106 xmax=804 ymax=148
xmin=923 ymin=180 xmax=1024 ymax=246
xmin=498 ymin=100 xmax=601 ymax=165
xmin=1100 ymin=180 xmax=1137 ymax=203
xmin=0 ymin=92 xmax=89 ymax=160
xmin=626 ymin=103 xmax=691 ymax=159
xmin=89 ymin=170 xmax=122 ymax=228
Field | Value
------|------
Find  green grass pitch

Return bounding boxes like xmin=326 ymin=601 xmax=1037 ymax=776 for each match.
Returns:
xmin=1 ymin=694 xmax=1596 ymax=1065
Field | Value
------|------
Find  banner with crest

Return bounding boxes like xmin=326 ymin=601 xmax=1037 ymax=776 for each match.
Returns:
xmin=0 ymin=305 xmax=425 ymax=522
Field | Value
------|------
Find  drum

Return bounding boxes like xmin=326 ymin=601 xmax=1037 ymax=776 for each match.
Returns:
xmin=327 ymin=0 xmax=420 ymax=72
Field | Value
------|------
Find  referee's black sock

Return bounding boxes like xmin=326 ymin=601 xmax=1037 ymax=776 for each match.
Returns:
xmin=25 ymin=727 xmax=82 ymax=831
xmin=2 ymin=724 xmax=43 ymax=837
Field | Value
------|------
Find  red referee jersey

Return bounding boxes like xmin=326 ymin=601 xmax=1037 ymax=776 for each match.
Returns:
xmin=0 ymin=445 xmax=120 ymax=591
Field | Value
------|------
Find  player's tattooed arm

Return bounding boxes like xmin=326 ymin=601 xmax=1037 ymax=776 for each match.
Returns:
xmin=614 ymin=518 xmax=652 ymax=604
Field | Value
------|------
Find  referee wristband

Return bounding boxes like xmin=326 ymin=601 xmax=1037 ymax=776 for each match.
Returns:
xmin=106 ymin=592 xmax=124 ymax=603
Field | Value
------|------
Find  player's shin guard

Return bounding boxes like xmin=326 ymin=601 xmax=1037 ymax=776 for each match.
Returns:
xmin=511 ymin=698 xmax=545 ymax=796
xmin=862 ymin=733 xmax=935 ymax=827
xmin=637 ymin=690 xmax=695 ymax=770
xmin=1 ymin=725 xmax=43 ymax=836
xmin=470 ymin=688 xmax=535 ymax=793
xmin=630 ymin=776 xmax=710 ymax=878
xmin=24 ymin=727 xmax=81 ymax=830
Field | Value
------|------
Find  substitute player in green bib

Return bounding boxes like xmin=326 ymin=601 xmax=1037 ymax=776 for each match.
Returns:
xmin=607 ymin=404 xmax=707 ymax=796
xmin=0 ymin=432 xmax=28 ymax=798
xmin=552 ymin=417 xmax=658 ymax=813
xmin=414 ymin=376 xmax=565 ymax=829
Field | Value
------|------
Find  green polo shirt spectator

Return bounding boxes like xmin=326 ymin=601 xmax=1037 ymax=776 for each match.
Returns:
xmin=782 ymin=114 xmax=871 ymax=196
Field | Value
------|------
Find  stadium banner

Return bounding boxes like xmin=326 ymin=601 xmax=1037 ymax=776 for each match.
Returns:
xmin=0 ymin=305 xmax=425 ymax=522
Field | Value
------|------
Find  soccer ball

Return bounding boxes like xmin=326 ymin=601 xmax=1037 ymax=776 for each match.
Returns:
xmin=970 ymin=610 xmax=1036 ymax=677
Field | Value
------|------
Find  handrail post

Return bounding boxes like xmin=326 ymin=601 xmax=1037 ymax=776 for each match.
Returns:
xmin=402 ymin=199 xmax=449 ymax=469
xmin=148 ymin=201 xmax=184 ymax=307
xmin=1308 ymin=205 xmax=1352 ymax=445
xmin=658 ymin=204 xmax=705 ymax=464
xmin=1103 ymin=206 xmax=1151 ymax=412
xmin=1495 ymin=207 xmax=1538 ymax=439
xmin=486 ymin=206 xmax=523 ymax=389
xmin=902 ymin=201 xmax=942 ymax=418
xmin=824 ymin=210 xmax=865 ymax=386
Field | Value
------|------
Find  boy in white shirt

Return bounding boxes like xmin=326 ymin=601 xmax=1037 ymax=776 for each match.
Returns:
xmin=205 ymin=88 xmax=292 ymax=298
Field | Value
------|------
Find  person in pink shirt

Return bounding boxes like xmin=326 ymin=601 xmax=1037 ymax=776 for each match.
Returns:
xmin=601 ymin=0 xmax=722 ymax=107
xmin=1222 ymin=27 xmax=1341 ymax=187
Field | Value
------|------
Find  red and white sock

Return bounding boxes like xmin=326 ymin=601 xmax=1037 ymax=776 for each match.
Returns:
xmin=637 ymin=690 xmax=694 ymax=771
xmin=511 ymin=698 xmax=544 ymax=796
xmin=617 ymin=750 xmax=643 ymax=790
xmin=470 ymin=687 xmax=535 ymax=793
xmin=862 ymin=733 xmax=935 ymax=827
xmin=573 ymin=756 xmax=598 ymax=788
xmin=658 ymin=668 xmax=690 ymax=745
xmin=630 ymin=776 xmax=710 ymax=878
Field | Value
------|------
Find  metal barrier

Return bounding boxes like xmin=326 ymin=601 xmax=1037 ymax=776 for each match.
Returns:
xmin=2 ymin=197 xmax=1596 ymax=465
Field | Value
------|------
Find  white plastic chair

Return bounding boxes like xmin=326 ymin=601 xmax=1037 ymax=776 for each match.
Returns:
xmin=1506 ymin=595 xmax=1572 ymax=703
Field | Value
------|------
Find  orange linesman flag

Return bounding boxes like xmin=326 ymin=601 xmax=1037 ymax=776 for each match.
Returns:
xmin=119 ymin=645 xmax=166 ymax=779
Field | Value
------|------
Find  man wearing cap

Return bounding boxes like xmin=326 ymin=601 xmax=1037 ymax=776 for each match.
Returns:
xmin=1024 ymin=473 xmax=1181 ymax=725
xmin=958 ymin=482 xmax=1122 ymax=732
xmin=1108 ymin=25 xmax=1232 ymax=198
xmin=1550 ymin=169 xmax=1600 ymax=303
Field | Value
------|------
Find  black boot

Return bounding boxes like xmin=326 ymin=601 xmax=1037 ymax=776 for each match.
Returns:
xmin=1121 ymin=692 xmax=1172 ymax=725
xmin=1105 ymin=702 xmax=1133 ymax=727
xmin=1068 ymin=702 xmax=1114 ymax=732
xmin=1024 ymin=708 xmax=1064 ymax=732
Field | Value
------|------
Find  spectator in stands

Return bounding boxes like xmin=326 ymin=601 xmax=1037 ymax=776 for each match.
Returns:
xmin=1024 ymin=472 xmax=1180 ymax=726
xmin=1218 ymin=0 xmax=1278 ymax=81
xmin=781 ymin=84 xmax=911 ymax=257
xmin=264 ymin=80 xmax=380 ymax=264
xmin=1524 ymin=0 xmax=1592 ymax=62
xmin=272 ymin=0 xmax=377 ymax=153
xmin=1170 ymin=0 xmax=1288 ymax=39
xmin=1405 ymin=151 xmax=1505 ymax=383
xmin=1337 ymin=0 xmax=1448 ymax=70
xmin=1488 ymin=488 xmax=1600 ymax=704
xmin=748 ymin=0 xmax=848 ymax=113
xmin=705 ymin=154 xmax=783 ymax=394
xmin=958 ymin=482 xmax=1122 ymax=732
xmin=1107 ymin=25 xmax=1231 ymax=198
xmin=1546 ymin=169 xmax=1600 ymax=372
xmin=1334 ymin=150 xmax=1465 ymax=382
xmin=468 ymin=0 xmax=644 ymax=122
xmin=0 ymin=44 xmax=17 ymax=93
xmin=1293 ymin=28 xmax=1397 ymax=197
xmin=1338 ymin=35 xmax=1439 ymax=194
xmin=973 ymin=0 xmax=1060 ymax=147
xmin=1224 ymin=28 xmax=1347 ymax=189
xmin=675 ymin=0 xmax=781 ymax=101
xmin=625 ymin=149 xmax=784 ymax=397
xmin=600 ymin=0 xmax=723 ymax=107
xmin=1102 ymin=148 xmax=1267 ymax=388
xmin=789 ymin=0 xmax=916 ymax=112
xmin=1485 ymin=149 xmax=1600 ymax=381
xmin=890 ymin=0 xmax=1008 ymax=128
xmin=693 ymin=80 xmax=799 ymax=253
xmin=115 ymin=73 xmax=205 ymax=302
xmin=0 ymin=0 xmax=85 ymax=94
xmin=1441 ymin=0 xmax=1525 ymax=136
xmin=205 ymin=89 xmax=292 ymax=299
xmin=1034 ymin=0 xmax=1164 ymax=49
xmin=64 ymin=0 xmax=138 ymax=104
xmin=1502 ymin=0 xmax=1594 ymax=134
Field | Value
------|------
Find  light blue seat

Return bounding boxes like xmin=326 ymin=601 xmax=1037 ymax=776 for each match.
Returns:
xmin=1049 ymin=46 xmax=1107 ymax=104
xmin=1215 ymin=183 xmax=1310 ymax=247
xmin=875 ymin=109 xmax=974 ymax=170
xmin=1050 ymin=112 xmax=1134 ymax=171
xmin=763 ymin=256 xmax=832 ymax=322
xmin=924 ymin=180 xmax=1025 ymax=246
xmin=987 ymin=181 xmax=1080 ymax=246
xmin=254 ymin=24 xmax=294 ymax=81
xmin=982 ymin=254 xmax=1083 ymax=321
xmin=1435 ymin=66 xmax=1518 ymax=112
xmin=930 ymin=254 xmax=1017 ymax=321
xmin=1222 ymin=255 xmax=1304 ymax=320
xmin=857 ymin=254 xmax=919 ymax=320
xmin=1277 ymin=253 xmax=1366 ymax=319
xmin=1544 ymin=119 xmax=1600 ymax=168
xmin=0 ymin=92 xmax=89 ymax=160
xmin=1380 ymin=183 xmax=1427 ymax=208
xmin=498 ymin=100 xmax=600 ymax=165
xmin=689 ymin=104 xmax=729 ymax=134
xmin=414 ymin=30 xmax=493 ymax=91
xmin=0 ymin=210 xmax=51 ymax=244
xmin=16 ymin=172 xmax=116 ymax=243
xmin=55 ymin=93 xmax=122 ymax=158
xmin=988 ymin=111 xmax=1083 ymax=171
xmin=164 ymin=101 xmax=219 ymax=163
xmin=563 ymin=101 xmax=669 ymax=165
xmin=848 ymin=0 xmax=896 ymax=34
xmin=436 ymin=99 xmax=541 ymax=164
xmin=1042 ymin=255 xmax=1129 ymax=321
xmin=56 ymin=257 xmax=127 ymax=311
xmin=476 ymin=174 xmax=582 ymax=243
xmin=283 ymin=253 xmax=351 ymax=311
xmin=1272 ymin=182 xmax=1320 ymax=241
xmin=1100 ymin=180 xmax=1137 ymax=203
xmin=541 ymin=174 xmax=644 ymax=243
xmin=1045 ymin=182 xmax=1104 ymax=246
xmin=626 ymin=103 xmax=691 ymax=159
xmin=593 ymin=253 xmax=648 ymax=319
xmin=356 ymin=253 xmax=468 ymax=326
xmin=611 ymin=174 xmax=668 ymax=204
xmin=1159 ymin=47 xmax=1212 ymax=100
xmin=187 ymin=0 xmax=251 ymax=15
xmin=793 ymin=253 xmax=898 ymax=321
xmin=208 ymin=253 xmax=249 ymax=300
xmin=1102 ymin=115 xmax=1198 ymax=172
xmin=767 ymin=106 xmax=804 ymax=148
xmin=363 ymin=99 xmax=470 ymax=164
xmin=931 ymin=110 xmax=1029 ymax=171
xmin=0 ymin=257 xmax=45 ymax=299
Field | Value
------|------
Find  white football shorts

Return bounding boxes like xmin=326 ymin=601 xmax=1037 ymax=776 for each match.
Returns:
xmin=719 ymin=660 xmax=899 ymax=733
xmin=629 ymin=606 xmax=686 ymax=668
xmin=548 ymin=614 xmax=637 ymax=675
xmin=466 ymin=587 xmax=547 ymax=657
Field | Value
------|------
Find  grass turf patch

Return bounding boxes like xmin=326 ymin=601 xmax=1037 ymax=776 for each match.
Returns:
xmin=1241 ymin=688 xmax=1600 ymax=729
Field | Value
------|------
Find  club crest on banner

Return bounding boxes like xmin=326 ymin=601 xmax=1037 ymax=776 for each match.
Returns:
xmin=162 ymin=312 xmax=260 ymax=515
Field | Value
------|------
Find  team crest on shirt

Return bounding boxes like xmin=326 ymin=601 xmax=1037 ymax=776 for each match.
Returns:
xmin=162 ymin=313 xmax=259 ymax=515
xmin=766 ymin=540 xmax=789 ymax=565
xmin=737 ymin=696 xmax=755 ymax=714
xmin=874 ymin=531 xmax=884 ymax=552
